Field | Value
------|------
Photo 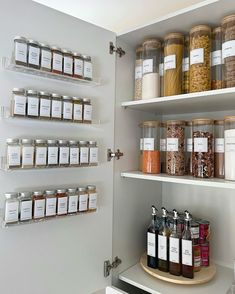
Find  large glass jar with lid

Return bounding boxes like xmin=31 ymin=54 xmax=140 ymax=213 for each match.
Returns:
xmin=224 ymin=116 xmax=235 ymax=181
xmin=21 ymin=139 xmax=34 ymax=169
xmin=87 ymin=185 xmax=97 ymax=211
xmin=79 ymin=141 xmax=89 ymax=166
xmin=185 ymin=121 xmax=193 ymax=175
xmin=134 ymin=46 xmax=143 ymax=100
xmin=214 ymin=120 xmax=224 ymax=179
xmin=73 ymin=97 xmax=83 ymax=123
xmin=26 ymin=90 xmax=39 ymax=118
xmin=58 ymin=140 xmax=69 ymax=167
xmin=4 ymin=192 xmax=19 ymax=224
xmin=45 ymin=190 xmax=57 ymax=217
xmin=35 ymin=139 xmax=47 ymax=168
xmin=39 ymin=91 xmax=51 ymax=119
xmin=73 ymin=53 xmax=84 ymax=79
xmin=160 ymin=122 xmax=166 ymax=173
xmin=78 ymin=187 xmax=88 ymax=212
xmin=51 ymin=46 xmax=63 ymax=74
xmin=32 ymin=191 xmax=45 ymax=219
xmin=7 ymin=138 xmax=21 ymax=169
xmin=83 ymin=55 xmax=93 ymax=81
xmin=40 ymin=43 xmax=52 ymax=72
xmin=69 ymin=140 xmax=79 ymax=166
xmin=62 ymin=96 xmax=73 ymax=121
xmin=12 ymin=88 xmax=26 ymax=117
xmin=182 ymin=36 xmax=190 ymax=94
xmin=67 ymin=188 xmax=78 ymax=214
xmin=62 ymin=49 xmax=73 ymax=76
xmin=51 ymin=93 xmax=62 ymax=120
xmin=56 ymin=189 xmax=68 ymax=216
xmin=211 ymin=27 xmax=223 ymax=90
xmin=142 ymin=39 xmax=161 ymax=99
xmin=28 ymin=40 xmax=40 ymax=69
xmin=139 ymin=123 xmax=143 ymax=171
xmin=83 ymin=98 xmax=92 ymax=123
xmin=47 ymin=140 xmax=58 ymax=167
xmin=19 ymin=192 xmax=32 ymax=222
xmin=14 ymin=36 xmax=28 ymax=66
xmin=159 ymin=43 xmax=164 ymax=97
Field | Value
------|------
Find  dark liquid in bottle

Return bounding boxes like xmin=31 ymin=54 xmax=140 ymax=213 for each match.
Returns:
xmin=182 ymin=264 xmax=194 ymax=279
xmin=169 ymin=261 xmax=181 ymax=276
xmin=158 ymin=258 xmax=168 ymax=272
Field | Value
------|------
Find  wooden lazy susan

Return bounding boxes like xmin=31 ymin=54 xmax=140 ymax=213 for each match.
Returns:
xmin=140 ymin=253 xmax=216 ymax=285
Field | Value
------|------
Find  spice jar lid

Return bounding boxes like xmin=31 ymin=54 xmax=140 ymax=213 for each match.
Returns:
xmin=224 ymin=116 xmax=235 ymax=121
xmin=190 ymin=25 xmax=211 ymax=34
xmin=88 ymin=141 xmax=97 ymax=145
xmin=164 ymin=32 xmax=184 ymax=41
xmin=143 ymin=120 xmax=160 ymax=127
xmin=6 ymin=138 xmax=19 ymax=144
xmin=35 ymin=139 xmax=47 ymax=144
xmin=19 ymin=192 xmax=32 ymax=198
xmin=212 ymin=26 xmax=222 ymax=34
xmin=73 ymin=52 xmax=83 ymax=57
xmin=13 ymin=88 xmax=25 ymax=94
xmin=28 ymin=39 xmax=39 ymax=46
xmin=45 ymin=190 xmax=56 ymax=195
xmin=78 ymin=140 xmax=87 ymax=145
xmin=39 ymin=91 xmax=51 ymax=97
xmin=62 ymin=95 xmax=72 ymax=100
xmin=47 ymin=139 xmax=58 ymax=144
xmin=221 ymin=14 xmax=235 ymax=25
xmin=57 ymin=189 xmax=67 ymax=194
xmin=27 ymin=90 xmax=38 ymax=95
xmin=67 ymin=188 xmax=77 ymax=193
xmin=186 ymin=121 xmax=192 ymax=126
xmin=58 ymin=140 xmax=68 ymax=145
xmin=5 ymin=192 xmax=18 ymax=199
xmin=82 ymin=55 xmax=91 ymax=61
xmin=62 ymin=49 xmax=72 ymax=54
xmin=214 ymin=119 xmax=224 ymax=125
xmin=72 ymin=97 xmax=82 ymax=102
xmin=14 ymin=36 xmax=27 ymax=42
xmin=83 ymin=98 xmax=91 ymax=103
xmin=33 ymin=191 xmax=43 ymax=196
xmin=21 ymin=139 xmax=34 ymax=144
xmin=166 ymin=120 xmax=186 ymax=125
xmin=136 ymin=46 xmax=143 ymax=53
xmin=69 ymin=140 xmax=78 ymax=145
xmin=39 ymin=43 xmax=51 ymax=50
xmin=78 ymin=187 xmax=87 ymax=192
xmin=143 ymin=38 xmax=161 ymax=47
xmin=51 ymin=46 xmax=62 ymax=51
xmin=192 ymin=118 xmax=214 ymax=125
xmin=51 ymin=93 xmax=61 ymax=99
xmin=87 ymin=185 xmax=96 ymax=190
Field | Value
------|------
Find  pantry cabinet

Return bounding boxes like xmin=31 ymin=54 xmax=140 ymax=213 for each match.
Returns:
xmin=0 ymin=0 xmax=235 ymax=294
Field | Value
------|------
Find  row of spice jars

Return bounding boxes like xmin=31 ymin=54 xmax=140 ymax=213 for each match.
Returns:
xmin=6 ymin=138 xmax=98 ymax=169
xmin=13 ymin=36 xmax=93 ymax=80
xmin=139 ymin=116 xmax=235 ymax=181
xmin=4 ymin=185 xmax=97 ymax=224
xmin=12 ymin=88 xmax=92 ymax=123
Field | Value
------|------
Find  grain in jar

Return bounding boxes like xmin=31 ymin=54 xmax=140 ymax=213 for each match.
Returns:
xmin=45 ymin=190 xmax=57 ymax=217
xmin=160 ymin=122 xmax=166 ymax=173
xmin=87 ymin=185 xmax=97 ymax=211
xmin=166 ymin=120 xmax=185 ymax=176
xmin=224 ymin=116 xmax=235 ymax=181
xmin=35 ymin=139 xmax=47 ymax=168
xmin=56 ymin=189 xmax=68 ymax=216
xmin=47 ymin=140 xmax=58 ymax=167
xmin=185 ymin=121 xmax=193 ymax=175
xmin=12 ymin=88 xmax=26 ymax=117
xmin=182 ymin=36 xmax=190 ymax=94
xmin=69 ymin=140 xmax=79 ymax=166
xmin=51 ymin=46 xmax=63 ymax=74
xmin=39 ymin=91 xmax=51 ymax=119
xmin=190 ymin=25 xmax=211 ymax=92
xmin=62 ymin=96 xmax=73 ymax=121
xmin=164 ymin=33 xmax=184 ymax=96
xmin=89 ymin=141 xmax=98 ymax=166
xmin=40 ymin=43 xmax=52 ymax=72
xmin=28 ymin=40 xmax=40 ymax=69
xmin=214 ymin=120 xmax=224 ymax=179
xmin=21 ymin=139 xmax=34 ymax=169
xmin=73 ymin=97 xmax=83 ymax=123
xmin=62 ymin=49 xmax=73 ymax=76
xmin=7 ymin=138 xmax=21 ymax=169
xmin=134 ymin=46 xmax=143 ymax=100
xmin=58 ymin=140 xmax=69 ymax=167
xmin=73 ymin=53 xmax=84 ymax=79
xmin=4 ymin=193 xmax=19 ymax=224
xmin=19 ymin=192 xmax=33 ymax=222
xmin=83 ymin=98 xmax=92 ymax=123
xmin=78 ymin=187 xmax=88 ymax=212
xmin=32 ymin=191 xmax=45 ymax=219
xmin=67 ymin=188 xmax=78 ymax=214
xmin=14 ymin=36 xmax=28 ymax=66
xmin=142 ymin=39 xmax=161 ymax=99
xmin=211 ymin=27 xmax=223 ymax=89
xmin=51 ymin=93 xmax=62 ymax=120
xmin=26 ymin=90 xmax=39 ymax=118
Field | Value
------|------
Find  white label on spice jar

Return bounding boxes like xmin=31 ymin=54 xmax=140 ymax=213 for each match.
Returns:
xmin=20 ymin=200 xmax=32 ymax=221
xmin=143 ymin=138 xmax=154 ymax=151
xmin=83 ymin=104 xmax=92 ymax=121
xmin=164 ymin=54 xmax=176 ymax=70
xmin=79 ymin=194 xmax=88 ymax=211
xmin=182 ymin=239 xmax=193 ymax=266
xmin=28 ymin=46 xmax=40 ymax=66
xmin=63 ymin=56 xmax=73 ymax=75
xmin=63 ymin=102 xmax=73 ymax=120
xmin=147 ymin=232 xmax=156 ymax=257
xmin=52 ymin=53 xmax=63 ymax=72
xmin=222 ymin=40 xmax=235 ymax=59
xmin=74 ymin=59 xmax=83 ymax=76
xmin=57 ymin=197 xmax=68 ymax=215
xmin=48 ymin=147 xmax=58 ymax=165
xmin=70 ymin=147 xmax=79 ymax=165
xmin=182 ymin=57 xmax=189 ymax=72
xmin=143 ymin=59 xmax=153 ymax=74
xmin=41 ymin=49 xmax=52 ymax=69
xmin=5 ymin=201 xmax=19 ymax=223
xmin=169 ymin=237 xmax=180 ymax=263
xmin=46 ymin=197 xmax=57 ymax=216
xmin=187 ymin=138 xmax=193 ymax=152
xmin=80 ymin=147 xmax=89 ymax=163
xmin=215 ymin=138 xmax=224 ymax=153
xmin=211 ymin=50 xmax=222 ymax=66
xmin=51 ymin=100 xmax=62 ymax=118
xmin=190 ymin=48 xmax=204 ymax=65
xmin=14 ymin=95 xmax=26 ymax=116
xmin=22 ymin=146 xmax=34 ymax=166
xmin=27 ymin=97 xmax=39 ymax=116
xmin=140 ymin=138 xmax=144 ymax=151
xmin=34 ymin=199 xmax=45 ymax=219
xmin=89 ymin=147 xmax=98 ymax=164
xmin=158 ymin=235 xmax=167 ymax=261
xmin=40 ymin=98 xmax=51 ymax=117
xmin=59 ymin=146 xmax=69 ymax=164
xmin=15 ymin=42 xmax=27 ymax=63
xmin=84 ymin=61 xmax=93 ymax=79
xmin=68 ymin=195 xmax=78 ymax=213
xmin=160 ymin=139 xmax=166 ymax=152
xmin=135 ymin=66 xmax=142 ymax=79
xmin=167 ymin=138 xmax=178 ymax=152
xmin=8 ymin=146 xmax=21 ymax=167
xmin=191 ymin=226 xmax=199 ymax=239
xmin=35 ymin=147 xmax=47 ymax=166
xmin=194 ymin=137 xmax=208 ymax=152
xmin=73 ymin=104 xmax=83 ymax=121
xmin=89 ymin=193 xmax=97 ymax=210
xmin=159 ymin=63 xmax=164 ymax=76
xmin=225 ymin=137 xmax=235 ymax=152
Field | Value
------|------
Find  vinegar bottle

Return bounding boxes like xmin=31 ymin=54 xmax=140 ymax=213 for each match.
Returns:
xmin=147 ymin=206 xmax=158 ymax=268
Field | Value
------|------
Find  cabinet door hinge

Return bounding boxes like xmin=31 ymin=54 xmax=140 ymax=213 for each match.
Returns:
xmin=107 ymin=149 xmax=124 ymax=161
xmin=104 ymin=256 xmax=122 ymax=277
xmin=109 ymin=42 xmax=125 ymax=57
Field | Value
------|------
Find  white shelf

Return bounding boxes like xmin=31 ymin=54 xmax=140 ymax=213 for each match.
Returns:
xmin=119 ymin=263 xmax=233 ymax=294
xmin=121 ymin=87 xmax=235 ymax=115
xmin=121 ymin=171 xmax=235 ymax=189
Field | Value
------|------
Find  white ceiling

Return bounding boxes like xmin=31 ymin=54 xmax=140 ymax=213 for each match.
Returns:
xmin=33 ymin=0 xmax=206 ymax=34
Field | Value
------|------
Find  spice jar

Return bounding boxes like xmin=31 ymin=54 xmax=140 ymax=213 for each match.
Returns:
xmin=73 ymin=97 xmax=83 ymax=123
xmin=222 ymin=14 xmax=235 ymax=88
xmin=28 ymin=40 xmax=40 ymax=69
xmin=83 ymin=55 xmax=93 ymax=81
xmin=21 ymin=139 xmax=34 ymax=169
xmin=89 ymin=141 xmax=98 ymax=166
xmin=192 ymin=119 xmax=214 ymax=178
xmin=83 ymin=98 xmax=92 ymax=123
xmin=142 ymin=121 xmax=160 ymax=174
xmin=45 ymin=190 xmax=57 ymax=217
xmin=12 ymin=88 xmax=26 ymax=117
xmin=62 ymin=95 xmax=73 ymax=121
xmin=51 ymin=46 xmax=63 ymax=74
xmin=67 ymin=188 xmax=78 ymax=214
xmin=185 ymin=121 xmax=193 ymax=175
xmin=32 ymin=191 xmax=45 ymax=219
xmin=62 ymin=49 xmax=73 ymax=76
xmin=39 ymin=91 xmax=51 ymax=119
xmin=182 ymin=36 xmax=190 ymax=94
xmin=73 ymin=53 xmax=84 ymax=79
xmin=26 ymin=90 xmax=39 ymax=118
xmin=47 ymin=140 xmax=58 ymax=167
xmin=56 ymin=189 xmax=68 ymax=216
xmin=139 ymin=123 xmax=144 ymax=171
xmin=40 ymin=43 xmax=52 ymax=72
xmin=214 ymin=120 xmax=224 ymax=179
xmin=4 ymin=192 xmax=19 ymax=224
xmin=69 ymin=140 xmax=79 ymax=166
xmin=58 ymin=140 xmax=69 ymax=167
xmin=14 ymin=36 xmax=28 ymax=66
xmin=166 ymin=120 xmax=185 ymax=176
xmin=51 ymin=93 xmax=62 ymax=120
xmin=142 ymin=39 xmax=161 ymax=99
xmin=159 ymin=43 xmax=164 ymax=97
xmin=7 ymin=138 xmax=21 ymax=169
xmin=160 ymin=122 xmax=166 ymax=173
xmin=211 ymin=27 xmax=223 ymax=89
xmin=134 ymin=46 xmax=143 ymax=100
xmin=87 ymin=185 xmax=97 ymax=211
xmin=164 ymin=33 xmax=184 ymax=96
xmin=78 ymin=187 xmax=88 ymax=212
xmin=190 ymin=25 xmax=211 ymax=92
xmin=35 ymin=139 xmax=47 ymax=168
xmin=79 ymin=141 xmax=89 ymax=166
xmin=19 ymin=192 xmax=32 ymax=222
xmin=224 ymin=116 xmax=235 ymax=181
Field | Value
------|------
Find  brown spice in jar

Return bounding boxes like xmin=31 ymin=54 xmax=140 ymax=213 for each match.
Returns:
xmin=212 ymin=80 xmax=223 ymax=89
xmin=143 ymin=150 xmax=160 ymax=174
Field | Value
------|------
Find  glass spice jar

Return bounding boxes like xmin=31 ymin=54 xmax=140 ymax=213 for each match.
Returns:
xmin=190 ymin=25 xmax=211 ymax=92
xmin=224 ymin=116 xmax=235 ymax=181
xmin=67 ymin=188 xmax=78 ymax=214
xmin=12 ymin=88 xmax=26 ymax=117
xmin=19 ymin=192 xmax=33 ymax=222
xmin=166 ymin=120 xmax=186 ymax=176
xmin=89 ymin=141 xmax=98 ymax=166
xmin=214 ymin=120 xmax=224 ymax=179
xmin=69 ymin=140 xmax=79 ymax=166
xmin=134 ymin=46 xmax=143 ymax=100
xmin=62 ymin=49 xmax=73 ymax=76
xmin=182 ymin=36 xmax=190 ymax=94
xmin=51 ymin=46 xmax=63 ymax=74
xmin=45 ymin=190 xmax=57 ymax=217
xmin=87 ymin=185 xmax=97 ymax=211
xmin=73 ymin=52 xmax=84 ymax=79
xmin=160 ymin=122 xmax=167 ymax=173
xmin=26 ymin=90 xmax=39 ymax=118
xmin=73 ymin=97 xmax=83 ymax=123
xmin=83 ymin=98 xmax=92 ymax=123
xmin=4 ymin=192 xmax=19 ymax=224
xmin=28 ymin=39 xmax=40 ymax=69
xmin=21 ymin=139 xmax=34 ymax=169
xmin=58 ymin=140 xmax=69 ymax=167
xmin=35 ymin=139 xmax=47 ymax=168
xmin=79 ymin=141 xmax=89 ymax=166
xmin=39 ymin=91 xmax=51 ymax=119
xmin=78 ymin=187 xmax=88 ymax=212
xmin=51 ymin=93 xmax=62 ymax=120
xmin=40 ymin=43 xmax=52 ymax=72
xmin=211 ymin=27 xmax=223 ymax=90
xmin=83 ymin=55 xmax=93 ymax=81
xmin=185 ymin=121 xmax=193 ymax=176
xmin=32 ymin=191 xmax=45 ymax=220
xmin=56 ymin=189 xmax=68 ymax=216
xmin=14 ymin=36 xmax=28 ymax=66
xmin=47 ymin=140 xmax=59 ymax=167
xmin=192 ymin=119 xmax=214 ymax=178
xmin=62 ymin=95 xmax=73 ymax=121
xmin=7 ymin=138 xmax=21 ymax=169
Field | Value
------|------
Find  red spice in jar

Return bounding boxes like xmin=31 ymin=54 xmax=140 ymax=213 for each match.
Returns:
xmin=201 ymin=242 xmax=210 ymax=266
xmin=199 ymin=220 xmax=210 ymax=244
xmin=142 ymin=150 xmax=160 ymax=174
xmin=193 ymin=244 xmax=201 ymax=272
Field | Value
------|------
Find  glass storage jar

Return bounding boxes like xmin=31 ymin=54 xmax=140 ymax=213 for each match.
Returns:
xmin=190 ymin=25 xmax=211 ymax=92
xmin=166 ymin=120 xmax=186 ymax=176
xmin=224 ymin=116 xmax=235 ymax=181
xmin=51 ymin=46 xmax=63 ymax=74
xmin=73 ymin=52 xmax=84 ymax=79
xmin=142 ymin=39 xmax=161 ymax=99
xmin=182 ymin=36 xmax=190 ymax=94
xmin=139 ymin=123 xmax=144 ymax=171
xmin=21 ymin=139 xmax=34 ymax=169
xmin=47 ymin=140 xmax=58 ymax=167
xmin=159 ymin=43 xmax=164 ymax=97
xmin=87 ymin=185 xmax=97 ymax=211
xmin=192 ymin=119 xmax=214 ymax=178
xmin=142 ymin=121 xmax=161 ymax=174
xmin=211 ymin=27 xmax=223 ymax=89
xmin=164 ymin=33 xmax=184 ymax=96
xmin=89 ymin=141 xmax=98 ymax=166
xmin=160 ymin=122 xmax=166 ymax=173
xmin=83 ymin=98 xmax=92 ymax=123
xmin=78 ymin=187 xmax=88 ymax=212
xmin=39 ymin=91 xmax=51 ymax=119
xmin=45 ymin=190 xmax=57 ymax=217
xmin=14 ymin=36 xmax=28 ymax=66
xmin=79 ymin=141 xmax=89 ymax=166
xmin=69 ymin=140 xmax=79 ymax=166
xmin=67 ymin=188 xmax=78 ymax=214
xmin=214 ymin=120 xmax=224 ymax=179
xmin=134 ymin=46 xmax=143 ymax=100
xmin=28 ymin=39 xmax=40 ymax=69
xmin=26 ymin=90 xmax=39 ymax=118
xmin=83 ymin=55 xmax=93 ymax=81
xmin=12 ymin=88 xmax=26 ymax=117
xmin=185 ymin=121 xmax=193 ymax=175
xmin=7 ymin=138 xmax=21 ymax=169
xmin=62 ymin=95 xmax=73 ymax=121
xmin=40 ymin=43 xmax=52 ymax=72
xmin=4 ymin=192 xmax=19 ymax=224
xmin=32 ymin=191 xmax=45 ymax=219
xmin=19 ymin=192 xmax=32 ymax=222
xmin=222 ymin=14 xmax=235 ymax=88
xmin=73 ymin=97 xmax=83 ymax=123
xmin=56 ymin=189 xmax=68 ymax=216
xmin=35 ymin=139 xmax=47 ymax=168
xmin=58 ymin=140 xmax=69 ymax=167
xmin=62 ymin=49 xmax=73 ymax=76
xmin=51 ymin=93 xmax=62 ymax=120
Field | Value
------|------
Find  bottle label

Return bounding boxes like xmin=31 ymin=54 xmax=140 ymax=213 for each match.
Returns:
xmin=169 ymin=237 xmax=180 ymax=263
xmin=15 ymin=42 xmax=27 ymax=63
xmin=190 ymin=48 xmax=204 ymax=65
xmin=215 ymin=138 xmax=224 ymax=153
xmin=83 ymin=104 xmax=92 ymax=121
xmin=20 ymin=200 xmax=32 ymax=221
xmin=63 ymin=56 xmax=73 ymax=75
xmin=211 ymin=50 xmax=222 ymax=66
xmin=158 ymin=235 xmax=167 ymax=261
xmin=79 ymin=194 xmax=88 ymax=211
xmin=225 ymin=137 xmax=235 ymax=152
xmin=57 ymin=197 xmax=68 ymax=215
xmin=22 ymin=146 xmax=34 ymax=166
xmin=73 ymin=104 xmax=83 ymax=121
xmin=135 ymin=66 xmax=142 ymax=79
xmin=164 ymin=54 xmax=176 ymax=70
xmin=68 ymin=195 xmax=78 ymax=213
xmin=51 ymin=100 xmax=62 ymax=118
xmin=63 ymin=102 xmax=73 ymax=120
xmin=182 ymin=57 xmax=189 ymax=72
xmin=5 ymin=201 xmax=19 ymax=223
xmin=222 ymin=40 xmax=235 ymax=59
xmin=143 ymin=59 xmax=153 ymax=74
xmin=27 ymin=97 xmax=39 ymax=116
xmin=74 ymin=59 xmax=83 ymax=76
xmin=167 ymin=138 xmax=178 ymax=152
xmin=143 ymin=138 xmax=154 ymax=151
xmin=182 ymin=239 xmax=193 ymax=266
xmin=40 ymin=98 xmax=51 ymax=117
xmin=8 ymin=146 xmax=21 ymax=166
xmin=160 ymin=139 xmax=166 ymax=151
xmin=187 ymin=138 xmax=193 ymax=152
xmin=159 ymin=63 xmax=164 ymax=77
xmin=34 ymin=199 xmax=45 ymax=219
xmin=28 ymin=46 xmax=40 ymax=66
xmin=14 ymin=95 xmax=26 ymax=116
xmin=70 ymin=147 xmax=79 ymax=165
xmin=89 ymin=193 xmax=97 ymax=210
xmin=41 ymin=49 xmax=52 ymax=69
xmin=59 ymin=146 xmax=69 ymax=164
xmin=194 ymin=138 xmax=208 ymax=152
xmin=89 ymin=147 xmax=98 ymax=164
xmin=48 ymin=146 xmax=58 ymax=165
xmin=35 ymin=147 xmax=47 ymax=166
xmin=191 ymin=226 xmax=199 ymax=239
xmin=147 ymin=232 xmax=156 ymax=258
xmin=52 ymin=53 xmax=63 ymax=71
xmin=80 ymin=147 xmax=89 ymax=163
xmin=84 ymin=61 xmax=93 ymax=79
xmin=46 ymin=197 xmax=57 ymax=216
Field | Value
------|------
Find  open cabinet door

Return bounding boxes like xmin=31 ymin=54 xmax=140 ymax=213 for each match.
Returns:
xmin=0 ymin=0 xmax=116 ymax=293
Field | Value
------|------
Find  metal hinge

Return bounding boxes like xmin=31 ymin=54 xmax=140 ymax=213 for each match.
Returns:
xmin=109 ymin=42 xmax=125 ymax=57
xmin=104 ymin=256 xmax=122 ymax=277
xmin=107 ymin=149 xmax=124 ymax=161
